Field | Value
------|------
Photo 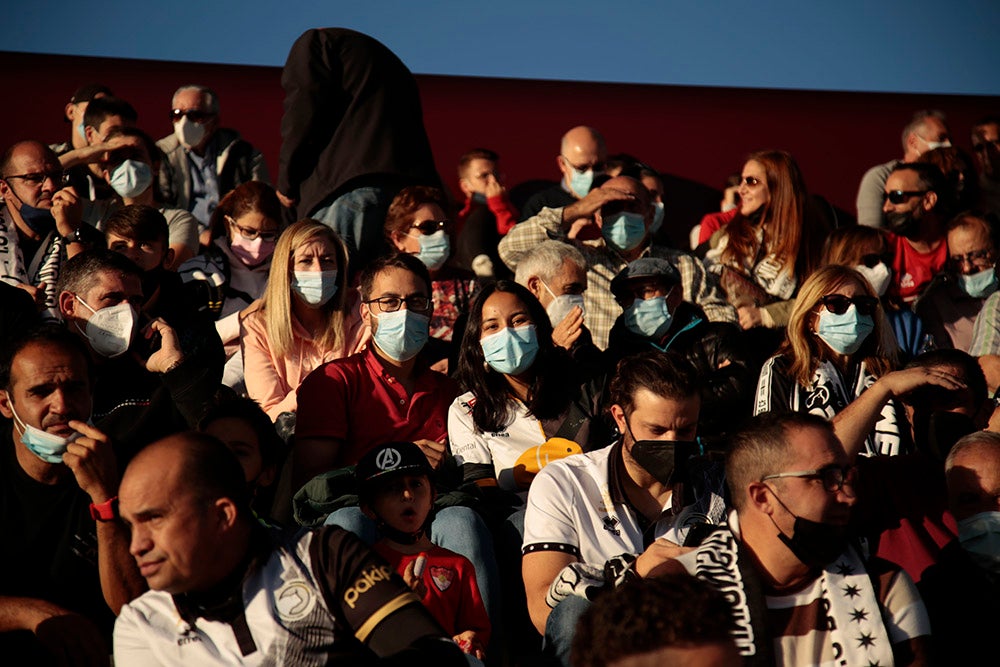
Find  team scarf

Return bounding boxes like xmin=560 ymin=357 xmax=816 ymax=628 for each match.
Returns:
xmin=756 ymin=357 xmax=905 ymax=456
xmin=0 ymin=206 xmax=63 ymax=321
xmin=686 ymin=526 xmax=893 ymax=667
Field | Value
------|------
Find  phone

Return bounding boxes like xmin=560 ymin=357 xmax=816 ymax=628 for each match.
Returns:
xmin=133 ymin=315 xmax=163 ymax=360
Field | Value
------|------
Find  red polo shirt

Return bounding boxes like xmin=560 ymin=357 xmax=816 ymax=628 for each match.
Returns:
xmin=886 ymin=231 xmax=948 ymax=303
xmin=296 ymin=347 xmax=458 ymax=466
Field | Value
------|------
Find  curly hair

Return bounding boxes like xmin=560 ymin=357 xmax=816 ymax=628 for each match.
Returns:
xmin=383 ymin=185 xmax=451 ymax=241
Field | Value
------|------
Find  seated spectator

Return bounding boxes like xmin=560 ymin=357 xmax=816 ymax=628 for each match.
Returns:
xmin=500 ymin=174 xmax=734 ymax=349
xmin=50 ymin=83 xmax=112 ymax=158
xmin=916 ymin=211 xmax=998 ymax=352
xmin=0 ymin=326 xmax=143 ymax=664
xmin=667 ymin=412 xmax=932 ymax=665
xmin=0 ymin=140 xmax=94 ymax=319
xmin=607 ymin=257 xmax=752 ymax=442
xmin=99 ymin=126 xmax=199 ymax=266
xmin=358 ymin=441 xmax=490 ymax=662
xmin=822 ymin=225 xmax=932 ymax=362
xmin=453 ymin=148 xmax=517 ymax=279
xmin=755 ymin=265 xmax=966 ymax=457
xmin=520 ymin=126 xmax=606 ymax=221
xmin=881 ymin=162 xmax=951 ymax=304
xmin=918 ymin=145 xmax=981 ymax=214
xmin=522 ymin=352 xmax=728 ymax=666
xmin=570 ymin=573 xmax=740 ymax=667
xmin=920 ymin=431 xmax=1000 ymax=664
xmin=294 ymin=252 xmax=457 ymax=486
xmin=704 ymin=150 xmax=815 ymax=332
xmin=156 ymin=85 xmax=269 ymax=232
xmin=384 ymin=186 xmax=475 ymax=370
xmin=180 ymin=181 xmax=284 ymax=387
xmin=513 ymin=240 xmax=602 ymax=373
xmin=113 ymin=431 xmax=466 ymax=665
xmin=241 ymin=220 xmax=368 ymax=420
xmin=449 ymin=280 xmax=611 ymax=496
xmin=199 ymin=395 xmax=284 ymax=521
xmin=57 ymin=249 xmax=222 ymax=458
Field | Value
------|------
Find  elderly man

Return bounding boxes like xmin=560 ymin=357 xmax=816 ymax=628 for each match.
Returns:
xmin=917 ymin=211 xmax=998 ymax=351
xmin=667 ymin=412 xmax=932 ymax=666
xmin=0 ymin=140 xmax=94 ymax=319
xmin=856 ymin=109 xmax=951 ymax=228
xmin=500 ymin=174 xmax=734 ymax=349
xmin=522 ymin=351 xmax=728 ymax=666
xmin=113 ymin=431 xmax=465 ymax=665
xmin=520 ymin=126 xmax=607 ymax=221
xmin=0 ymin=325 xmax=142 ymax=665
xmin=156 ymin=84 xmax=269 ymax=232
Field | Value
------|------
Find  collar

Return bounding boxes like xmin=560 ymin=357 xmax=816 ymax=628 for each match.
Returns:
xmin=363 ymin=345 xmax=428 ymax=384
xmin=608 ymin=440 xmax=686 ymax=522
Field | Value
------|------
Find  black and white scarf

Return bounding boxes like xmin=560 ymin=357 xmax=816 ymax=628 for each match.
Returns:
xmin=0 ymin=207 xmax=63 ymax=321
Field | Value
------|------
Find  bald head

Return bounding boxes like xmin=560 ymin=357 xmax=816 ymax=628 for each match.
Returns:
xmin=945 ymin=431 xmax=1000 ymax=521
xmin=1 ymin=140 xmax=59 ymax=179
xmin=560 ymin=126 xmax=606 ymax=162
xmin=601 ymin=175 xmax=651 ymax=209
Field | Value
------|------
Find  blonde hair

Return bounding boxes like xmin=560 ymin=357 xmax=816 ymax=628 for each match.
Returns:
xmin=261 ymin=220 xmax=350 ymax=357
xmin=779 ymin=265 xmax=897 ymax=386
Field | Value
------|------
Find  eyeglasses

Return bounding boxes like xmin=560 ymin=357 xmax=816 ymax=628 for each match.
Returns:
xmin=227 ymin=218 xmax=278 ymax=242
xmin=858 ymin=253 xmax=890 ymax=269
xmin=882 ymin=190 xmax=927 ymax=205
xmin=2 ymin=171 xmax=68 ymax=187
xmin=365 ymin=295 xmax=432 ymax=313
xmin=948 ymin=248 xmax=994 ymax=272
xmin=410 ymin=219 xmax=451 ymax=236
xmin=561 ymin=155 xmax=604 ymax=173
xmin=762 ymin=464 xmax=857 ymax=493
xmin=819 ymin=294 xmax=879 ymax=316
xmin=741 ymin=176 xmax=762 ymax=187
xmin=170 ymin=108 xmax=215 ymax=123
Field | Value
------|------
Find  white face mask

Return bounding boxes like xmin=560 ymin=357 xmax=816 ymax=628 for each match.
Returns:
xmin=853 ymin=262 xmax=891 ymax=297
xmin=541 ymin=279 xmax=585 ymax=326
xmin=958 ymin=511 xmax=1000 ymax=574
xmin=920 ymin=135 xmax=952 ymax=152
xmin=174 ymin=116 xmax=207 ymax=149
xmin=74 ymin=296 xmax=138 ymax=358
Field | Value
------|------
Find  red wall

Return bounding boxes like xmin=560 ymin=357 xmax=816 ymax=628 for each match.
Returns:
xmin=4 ymin=51 xmax=999 ymax=248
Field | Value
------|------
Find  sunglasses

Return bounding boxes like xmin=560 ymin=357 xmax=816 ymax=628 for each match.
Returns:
xmin=819 ymin=294 xmax=879 ymax=316
xmin=170 ymin=108 xmax=215 ymax=123
xmin=741 ymin=176 xmax=762 ymax=187
xmin=882 ymin=190 xmax=927 ymax=205
xmin=410 ymin=219 xmax=451 ymax=235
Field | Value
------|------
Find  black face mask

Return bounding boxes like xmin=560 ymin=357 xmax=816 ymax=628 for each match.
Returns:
xmin=886 ymin=210 xmax=920 ymax=238
xmin=769 ymin=491 xmax=849 ymax=569
xmin=630 ymin=439 xmax=701 ymax=486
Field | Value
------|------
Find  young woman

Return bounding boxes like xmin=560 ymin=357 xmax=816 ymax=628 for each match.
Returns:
xmin=241 ymin=220 xmax=369 ymax=420
xmin=449 ymin=281 xmax=610 ymax=495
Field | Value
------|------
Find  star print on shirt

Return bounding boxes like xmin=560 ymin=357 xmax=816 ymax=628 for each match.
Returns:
xmin=849 ymin=607 xmax=870 ymax=624
xmin=843 ymin=583 xmax=861 ymax=598
xmin=856 ymin=631 xmax=876 ymax=648
xmin=835 ymin=561 xmax=856 ymax=576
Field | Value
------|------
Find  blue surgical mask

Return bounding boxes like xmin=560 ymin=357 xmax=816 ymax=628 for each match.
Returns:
xmin=108 ymin=159 xmax=153 ymax=198
xmin=372 ymin=309 xmax=430 ymax=362
xmin=17 ymin=201 xmax=56 ymax=236
xmin=959 ymin=266 xmax=999 ymax=299
xmin=602 ymin=212 xmax=647 ymax=252
xmin=625 ymin=296 xmax=673 ymax=340
xmin=76 ymin=122 xmax=86 ymax=140
xmin=292 ymin=270 xmax=339 ymax=307
xmin=650 ymin=202 xmax=665 ymax=235
xmin=411 ymin=230 xmax=450 ymax=271
xmin=568 ymin=166 xmax=594 ymax=198
xmin=8 ymin=402 xmax=79 ymax=464
xmin=958 ymin=511 xmax=1000 ymax=574
xmin=815 ymin=305 xmax=874 ymax=355
xmin=481 ymin=325 xmax=539 ymax=375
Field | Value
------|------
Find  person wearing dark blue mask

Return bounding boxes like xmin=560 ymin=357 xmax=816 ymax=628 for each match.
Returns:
xmin=606 ymin=257 xmax=752 ymax=442
xmin=917 ymin=211 xmax=999 ymax=352
xmin=0 ymin=140 xmax=94 ymax=320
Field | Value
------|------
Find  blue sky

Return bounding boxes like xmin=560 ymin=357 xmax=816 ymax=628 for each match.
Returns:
xmin=5 ymin=1 xmax=1000 ymax=95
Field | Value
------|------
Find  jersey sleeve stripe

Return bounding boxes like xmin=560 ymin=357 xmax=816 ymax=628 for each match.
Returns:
xmin=353 ymin=591 xmax=422 ymax=643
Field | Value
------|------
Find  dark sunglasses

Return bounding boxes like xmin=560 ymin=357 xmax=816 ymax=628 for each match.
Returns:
xmin=410 ymin=219 xmax=451 ymax=235
xmin=882 ymin=190 xmax=927 ymax=205
xmin=819 ymin=294 xmax=879 ymax=316
xmin=742 ymin=176 xmax=762 ymax=186
xmin=170 ymin=108 xmax=215 ymax=123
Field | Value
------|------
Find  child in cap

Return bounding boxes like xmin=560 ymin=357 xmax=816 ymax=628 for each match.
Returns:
xmin=357 ymin=441 xmax=490 ymax=660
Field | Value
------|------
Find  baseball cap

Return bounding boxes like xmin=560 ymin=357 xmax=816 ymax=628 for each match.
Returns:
xmin=70 ymin=83 xmax=113 ymax=104
xmin=610 ymin=257 xmax=680 ymax=299
xmin=356 ymin=441 xmax=433 ymax=490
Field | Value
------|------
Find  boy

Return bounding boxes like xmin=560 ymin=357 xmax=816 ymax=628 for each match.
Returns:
xmin=357 ymin=441 xmax=491 ymax=660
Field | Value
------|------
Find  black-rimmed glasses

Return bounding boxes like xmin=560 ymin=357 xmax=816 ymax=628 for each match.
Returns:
xmin=2 ymin=171 xmax=68 ymax=186
xmin=762 ymin=464 xmax=857 ymax=493
xmin=364 ymin=295 xmax=432 ymax=313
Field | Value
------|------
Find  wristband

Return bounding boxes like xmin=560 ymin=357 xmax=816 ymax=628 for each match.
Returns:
xmin=89 ymin=496 xmax=119 ymax=522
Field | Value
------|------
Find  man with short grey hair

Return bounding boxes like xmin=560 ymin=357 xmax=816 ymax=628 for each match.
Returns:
xmin=156 ymin=84 xmax=269 ymax=236
xmin=856 ymin=109 xmax=951 ymax=228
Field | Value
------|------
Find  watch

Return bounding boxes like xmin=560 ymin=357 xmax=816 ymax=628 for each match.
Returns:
xmin=89 ymin=496 xmax=119 ymax=522
xmin=63 ymin=227 xmax=85 ymax=243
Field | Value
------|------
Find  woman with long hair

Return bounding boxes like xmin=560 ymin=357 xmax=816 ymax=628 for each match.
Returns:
xmin=705 ymin=150 xmax=812 ymax=331
xmin=241 ymin=220 xmax=369 ymax=420
xmin=449 ymin=280 xmax=609 ymax=495
xmin=755 ymin=265 xmax=963 ymax=457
